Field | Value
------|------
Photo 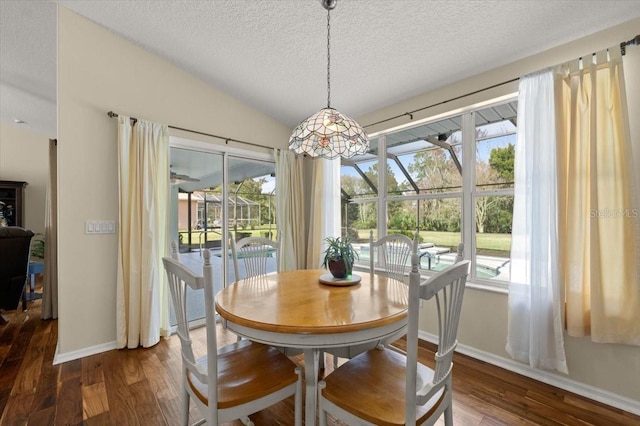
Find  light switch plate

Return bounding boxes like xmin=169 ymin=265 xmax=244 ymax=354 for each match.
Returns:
xmin=85 ymin=220 xmax=117 ymax=234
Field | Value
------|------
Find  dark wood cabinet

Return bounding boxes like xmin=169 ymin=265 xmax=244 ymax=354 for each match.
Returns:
xmin=0 ymin=180 xmax=28 ymax=228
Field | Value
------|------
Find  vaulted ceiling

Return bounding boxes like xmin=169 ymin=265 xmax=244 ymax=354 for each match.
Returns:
xmin=2 ymin=0 xmax=640 ymax=137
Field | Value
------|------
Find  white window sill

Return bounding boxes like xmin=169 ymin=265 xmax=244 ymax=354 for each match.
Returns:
xmin=465 ymin=279 xmax=508 ymax=295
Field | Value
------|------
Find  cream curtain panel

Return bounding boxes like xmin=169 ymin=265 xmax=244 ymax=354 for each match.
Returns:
xmin=556 ymin=48 xmax=640 ymax=345
xmin=306 ymin=159 xmax=324 ymax=268
xmin=274 ymin=149 xmax=306 ymax=271
xmin=506 ymin=69 xmax=568 ymax=374
xmin=117 ymin=117 xmax=171 ymax=349
xmin=41 ymin=139 xmax=58 ymax=320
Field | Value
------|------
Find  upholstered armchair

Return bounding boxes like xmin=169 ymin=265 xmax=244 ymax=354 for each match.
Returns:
xmin=0 ymin=226 xmax=34 ymax=323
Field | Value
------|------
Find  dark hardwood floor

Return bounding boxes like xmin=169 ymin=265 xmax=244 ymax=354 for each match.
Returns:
xmin=1 ymin=279 xmax=638 ymax=425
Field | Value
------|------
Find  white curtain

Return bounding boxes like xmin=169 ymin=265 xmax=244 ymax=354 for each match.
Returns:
xmin=306 ymin=158 xmax=341 ymax=269
xmin=506 ymin=69 xmax=568 ymax=374
xmin=41 ymin=139 xmax=58 ymax=320
xmin=116 ymin=116 xmax=170 ymax=349
xmin=323 ymin=158 xmax=341 ymax=238
xmin=274 ymin=149 xmax=306 ymax=271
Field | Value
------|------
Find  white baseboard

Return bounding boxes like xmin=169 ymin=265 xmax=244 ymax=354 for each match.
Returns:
xmin=419 ymin=331 xmax=640 ymax=417
xmin=53 ymin=340 xmax=118 ymax=365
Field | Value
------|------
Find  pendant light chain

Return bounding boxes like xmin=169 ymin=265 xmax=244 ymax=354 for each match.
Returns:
xmin=327 ymin=7 xmax=331 ymax=108
xmin=288 ymin=0 xmax=369 ymax=159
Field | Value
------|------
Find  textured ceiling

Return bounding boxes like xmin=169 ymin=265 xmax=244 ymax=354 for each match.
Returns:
xmin=2 ymin=0 xmax=640 ymax=137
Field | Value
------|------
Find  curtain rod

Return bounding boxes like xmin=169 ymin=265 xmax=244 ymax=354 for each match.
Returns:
xmin=106 ymin=111 xmax=270 ymax=150
xmin=363 ymin=77 xmax=519 ymax=129
xmin=621 ymin=34 xmax=640 ymax=56
xmin=364 ymin=34 xmax=640 ymax=130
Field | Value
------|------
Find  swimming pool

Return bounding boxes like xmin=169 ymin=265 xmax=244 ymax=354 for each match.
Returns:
xmin=354 ymin=247 xmax=501 ymax=280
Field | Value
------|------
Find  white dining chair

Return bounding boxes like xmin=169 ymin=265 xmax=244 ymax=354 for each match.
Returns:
xmin=162 ymin=249 xmax=302 ymax=426
xmin=454 ymin=242 xmax=464 ymax=263
xmin=318 ymin=257 xmax=470 ymax=426
xmin=230 ymin=236 xmax=279 ymax=280
xmin=369 ymin=229 xmax=417 ymax=282
xmin=170 ymin=240 xmax=181 ymax=261
xmin=326 ymin=230 xmax=417 ymax=368
xmin=230 ymin=235 xmax=305 ymax=358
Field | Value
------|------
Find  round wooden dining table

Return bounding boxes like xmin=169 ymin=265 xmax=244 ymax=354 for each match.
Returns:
xmin=215 ymin=269 xmax=409 ymax=426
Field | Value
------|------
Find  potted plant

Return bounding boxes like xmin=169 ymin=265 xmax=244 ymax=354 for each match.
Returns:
xmin=322 ymin=236 xmax=358 ymax=279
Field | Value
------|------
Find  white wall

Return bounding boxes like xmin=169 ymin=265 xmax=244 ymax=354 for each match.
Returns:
xmin=0 ymin=123 xmax=49 ymax=234
xmin=358 ymin=18 xmax=640 ymax=404
xmin=56 ymin=6 xmax=291 ymax=358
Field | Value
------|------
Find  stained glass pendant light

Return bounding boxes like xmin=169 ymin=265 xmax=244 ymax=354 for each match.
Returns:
xmin=288 ymin=0 xmax=369 ymax=159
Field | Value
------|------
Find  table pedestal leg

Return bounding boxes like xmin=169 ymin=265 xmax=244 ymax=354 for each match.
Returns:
xmin=303 ymin=348 xmax=319 ymax=426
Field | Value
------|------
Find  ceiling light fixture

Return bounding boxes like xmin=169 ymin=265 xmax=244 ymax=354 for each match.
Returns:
xmin=288 ymin=0 xmax=369 ymax=159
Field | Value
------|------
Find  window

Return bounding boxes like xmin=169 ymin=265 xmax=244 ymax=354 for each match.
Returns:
xmin=473 ymin=104 xmax=516 ymax=284
xmin=340 ymin=98 xmax=517 ymax=288
xmin=341 ymin=138 xmax=379 ymax=260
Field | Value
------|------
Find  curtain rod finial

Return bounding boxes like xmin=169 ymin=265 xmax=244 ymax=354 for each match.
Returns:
xmin=621 ymin=35 xmax=640 ymax=55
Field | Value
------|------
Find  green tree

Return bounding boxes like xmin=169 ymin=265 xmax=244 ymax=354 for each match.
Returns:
xmin=408 ymin=143 xmax=462 ymax=232
xmin=475 ymin=161 xmax=500 ymax=233
xmin=408 ymin=145 xmax=462 ymax=190
xmin=341 ymin=175 xmax=363 ymax=231
xmin=489 ymin=143 xmax=515 ymax=182
xmin=363 ymin=162 xmax=401 ymax=194
xmin=363 ymin=162 xmax=405 ymax=225
xmin=484 ymin=196 xmax=513 ymax=234
xmin=236 ymin=178 xmax=270 ymax=226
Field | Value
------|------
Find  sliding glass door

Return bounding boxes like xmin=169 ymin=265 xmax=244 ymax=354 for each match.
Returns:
xmin=169 ymin=147 xmax=224 ymax=325
xmin=168 ymin=145 xmax=276 ymax=325
xmin=224 ymin=156 xmax=277 ymax=285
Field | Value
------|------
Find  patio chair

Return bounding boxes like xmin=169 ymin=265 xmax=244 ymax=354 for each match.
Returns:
xmin=318 ymin=257 xmax=471 ymax=426
xmin=162 ymin=249 xmax=302 ymax=426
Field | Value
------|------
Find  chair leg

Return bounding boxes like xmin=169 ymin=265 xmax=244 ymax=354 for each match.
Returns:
xmin=444 ymin=404 xmax=453 ymax=425
xmin=240 ymin=416 xmax=254 ymax=426
xmin=319 ymin=410 xmax=327 ymax=426
xmin=181 ymin=375 xmax=190 ymax=426
xmin=318 ymin=382 xmax=327 ymax=426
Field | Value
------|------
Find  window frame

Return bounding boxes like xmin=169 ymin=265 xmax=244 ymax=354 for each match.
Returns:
xmin=343 ymin=95 xmax=518 ymax=291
